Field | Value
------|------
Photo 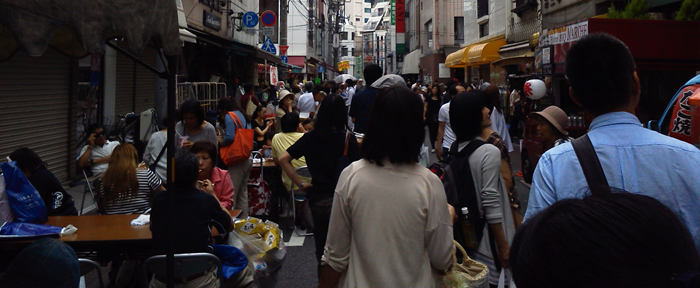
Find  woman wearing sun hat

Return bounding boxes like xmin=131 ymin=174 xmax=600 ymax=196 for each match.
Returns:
xmin=531 ymin=106 xmax=574 ymax=148
xmin=276 ymin=89 xmax=296 ymax=133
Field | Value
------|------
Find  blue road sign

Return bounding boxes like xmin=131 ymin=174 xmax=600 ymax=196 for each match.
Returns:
xmin=261 ymin=36 xmax=276 ymax=54
xmin=261 ymin=10 xmax=276 ymax=27
xmin=318 ymin=65 xmax=325 ymax=73
xmin=242 ymin=11 xmax=258 ymax=28
xmin=281 ymin=55 xmax=288 ymax=64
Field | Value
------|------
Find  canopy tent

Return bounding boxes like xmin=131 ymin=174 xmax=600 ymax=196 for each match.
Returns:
xmin=0 ymin=0 xmax=181 ymax=283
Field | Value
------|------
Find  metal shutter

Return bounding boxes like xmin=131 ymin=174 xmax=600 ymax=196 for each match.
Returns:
xmin=0 ymin=49 xmax=72 ymax=181
xmin=115 ymin=43 xmax=157 ymax=117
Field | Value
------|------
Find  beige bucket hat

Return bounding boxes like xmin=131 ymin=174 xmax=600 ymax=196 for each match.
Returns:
xmin=531 ymin=106 xmax=569 ymax=136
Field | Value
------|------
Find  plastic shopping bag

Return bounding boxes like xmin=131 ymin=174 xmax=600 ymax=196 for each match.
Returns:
xmin=0 ymin=222 xmax=67 ymax=240
xmin=212 ymin=244 xmax=249 ymax=279
xmin=1 ymin=161 xmax=47 ymax=223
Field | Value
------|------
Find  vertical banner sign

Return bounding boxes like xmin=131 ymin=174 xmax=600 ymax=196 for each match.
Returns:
xmin=396 ymin=0 xmax=405 ymax=55
xmin=390 ymin=0 xmax=396 ymax=25
xmin=269 ymin=66 xmax=278 ymax=85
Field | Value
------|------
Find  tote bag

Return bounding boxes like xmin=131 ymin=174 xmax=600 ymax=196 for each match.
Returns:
xmin=1 ymin=161 xmax=47 ymax=223
xmin=220 ymin=112 xmax=254 ymax=166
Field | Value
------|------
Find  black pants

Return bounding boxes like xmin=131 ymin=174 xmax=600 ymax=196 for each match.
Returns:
xmin=428 ymin=120 xmax=439 ymax=149
xmin=309 ymin=193 xmax=334 ymax=278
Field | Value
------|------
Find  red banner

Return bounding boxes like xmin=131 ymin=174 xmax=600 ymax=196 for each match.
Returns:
xmin=396 ymin=0 xmax=405 ymax=33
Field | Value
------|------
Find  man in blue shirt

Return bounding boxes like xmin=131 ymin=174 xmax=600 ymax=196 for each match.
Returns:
xmin=349 ymin=64 xmax=382 ymax=133
xmin=525 ymin=33 xmax=700 ymax=251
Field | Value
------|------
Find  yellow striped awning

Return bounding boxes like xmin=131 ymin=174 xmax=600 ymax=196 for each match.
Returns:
xmin=445 ymin=46 xmax=468 ymax=68
xmin=465 ymin=39 xmax=507 ymax=66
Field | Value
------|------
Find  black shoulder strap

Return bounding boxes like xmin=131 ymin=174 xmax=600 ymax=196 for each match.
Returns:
xmin=153 ymin=140 xmax=169 ymax=166
xmin=451 ymin=139 xmax=486 ymax=157
xmin=571 ymin=134 xmax=612 ymax=196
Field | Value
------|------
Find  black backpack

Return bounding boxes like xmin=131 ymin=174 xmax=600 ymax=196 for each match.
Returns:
xmin=441 ymin=140 xmax=501 ymax=270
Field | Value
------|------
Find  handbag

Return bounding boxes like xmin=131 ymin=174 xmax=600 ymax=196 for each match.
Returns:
xmin=1 ymin=162 xmax=47 ymax=223
xmin=437 ymin=240 xmax=489 ymax=288
xmin=220 ymin=112 xmax=254 ymax=166
xmin=246 ymin=97 xmax=257 ymax=117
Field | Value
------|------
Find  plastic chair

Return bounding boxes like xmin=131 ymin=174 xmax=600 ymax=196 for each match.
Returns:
xmin=290 ymin=166 xmax=313 ymax=236
xmin=78 ymin=258 xmax=105 ymax=288
xmin=79 ymin=169 xmax=98 ymax=215
xmin=143 ymin=253 xmax=222 ymax=286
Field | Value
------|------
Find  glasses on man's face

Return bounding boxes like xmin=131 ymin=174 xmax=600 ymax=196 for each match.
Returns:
xmin=94 ymin=131 xmax=105 ymax=137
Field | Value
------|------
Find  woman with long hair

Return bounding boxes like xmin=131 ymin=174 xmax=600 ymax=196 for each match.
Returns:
xmin=425 ymin=84 xmax=442 ymax=152
xmin=217 ymin=97 xmax=253 ymax=218
xmin=96 ymin=144 xmax=163 ymax=215
xmin=279 ymin=94 xmax=361 ymax=277
xmin=450 ymin=90 xmax=516 ymax=287
xmin=251 ymin=105 xmax=273 ymax=150
xmin=319 ymin=86 xmax=453 ymax=287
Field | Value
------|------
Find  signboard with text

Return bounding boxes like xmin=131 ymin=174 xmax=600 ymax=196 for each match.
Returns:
xmin=203 ymin=11 xmax=221 ymax=31
xmin=269 ymin=66 xmax=278 ymax=85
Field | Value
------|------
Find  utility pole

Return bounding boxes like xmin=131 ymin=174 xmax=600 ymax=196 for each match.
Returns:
xmin=329 ymin=0 xmax=344 ymax=75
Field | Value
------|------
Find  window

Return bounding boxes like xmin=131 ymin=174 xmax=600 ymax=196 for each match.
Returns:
xmin=351 ymin=32 xmax=355 ymax=39
xmin=479 ymin=22 xmax=489 ymax=37
xmin=356 ymin=17 xmax=361 ymax=22
xmin=378 ymin=8 xmax=384 ymax=15
xmin=340 ymin=32 xmax=348 ymax=40
xmin=478 ymin=0 xmax=488 ymax=18
xmin=454 ymin=17 xmax=464 ymax=41
xmin=365 ymin=0 xmax=371 ymax=2
xmin=342 ymin=47 xmax=348 ymax=56
xmin=426 ymin=20 xmax=433 ymax=49
xmin=365 ymin=8 xmax=371 ymax=13
xmin=364 ymin=18 xmax=369 ymax=23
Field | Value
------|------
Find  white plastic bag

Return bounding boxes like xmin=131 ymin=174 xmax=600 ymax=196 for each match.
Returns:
xmin=497 ymin=269 xmax=516 ymax=288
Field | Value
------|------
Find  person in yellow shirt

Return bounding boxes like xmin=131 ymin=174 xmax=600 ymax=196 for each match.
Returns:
xmin=272 ymin=112 xmax=311 ymax=202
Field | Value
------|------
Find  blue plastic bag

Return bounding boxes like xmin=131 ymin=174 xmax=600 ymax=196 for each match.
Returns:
xmin=212 ymin=244 xmax=248 ymax=279
xmin=0 ymin=222 xmax=63 ymax=240
xmin=1 ymin=161 xmax=47 ymax=223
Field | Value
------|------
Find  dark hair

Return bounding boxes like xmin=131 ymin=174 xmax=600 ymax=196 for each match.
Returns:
xmin=345 ymin=79 xmax=355 ymax=86
xmin=484 ymin=85 xmax=501 ymax=113
xmin=450 ymin=90 xmax=488 ymax=142
xmin=190 ymin=141 xmax=217 ymax=162
xmin=174 ymin=148 xmax=199 ymax=187
xmin=363 ymin=64 xmax=383 ymax=86
xmin=291 ymin=84 xmax=301 ymax=94
xmin=217 ymin=97 xmax=250 ymax=126
xmin=243 ymin=83 xmax=255 ymax=93
xmin=179 ymin=99 xmax=205 ymax=127
xmin=304 ymin=81 xmax=314 ymax=92
xmin=565 ymin=33 xmax=636 ymax=115
xmin=448 ymin=84 xmax=464 ymax=98
xmin=362 ymin=86 xmax=424 ymax=165
xmin=313 ymin=83 xmax=326 ymax=95
xmin=511 ymin=192 xmax=700 ymax=288
xmin=9 ymin=147 xmax=46 ymax=173
xmin=301 ymin=118 xmax=313 ymax=126
xmin=281 ymin=112 xmax=300 ymax=133
xmin=314 ymin=94 xmax=348 ymax=133
xmin=86 ymin=123 xmax=103 ymax=134
xmin=252 ymin=105 xmax=265 ymax=120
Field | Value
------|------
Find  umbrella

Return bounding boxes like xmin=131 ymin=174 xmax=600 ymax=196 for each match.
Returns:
xmin=335 ymin=74 xmax=356 ymax=84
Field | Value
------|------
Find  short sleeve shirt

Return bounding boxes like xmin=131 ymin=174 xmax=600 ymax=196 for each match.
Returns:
xmin=438 ymin=102 xmax=456 ymax=149
xmin=78 ymin=140 xmax=120 ymax=175
xmin=97 ymin=169 xmax=162 ymax=214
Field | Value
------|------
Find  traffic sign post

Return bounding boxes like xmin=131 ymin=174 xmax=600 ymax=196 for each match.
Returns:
xmin=281 ymin=55 xmax=288 ymax=64
xmin=261 ymin=10 xmax=277 ymax=27
xmin=242 ymin=11 xmax=258 ymax=28
xmin=261 ymin=36 xmax=277 ymax=54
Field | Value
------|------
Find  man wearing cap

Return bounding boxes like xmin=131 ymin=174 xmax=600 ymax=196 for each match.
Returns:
xmin=524 ymin=33 xmax=700 ymax=251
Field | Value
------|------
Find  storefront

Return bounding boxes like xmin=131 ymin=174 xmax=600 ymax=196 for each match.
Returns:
xmin=446 ymin=38 xmax=507 ymax=86
xmin=535 ymin=18 xmax=700 ymax=124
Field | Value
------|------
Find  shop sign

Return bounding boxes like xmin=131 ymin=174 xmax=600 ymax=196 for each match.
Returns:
xmin=204 ymin=11 xmax=221 ymax=31
xmin=390 ymin=0 xmax=396 ymax=25
xmin=269 ymin=66 xmax=278 ymax=85
xmin=338 ymin=60 xmax=350 ymax=70
xmin=438 ymin=63 xmax=450 ymax=78
xmin=538 ymin=20 xmax=587 ymax=48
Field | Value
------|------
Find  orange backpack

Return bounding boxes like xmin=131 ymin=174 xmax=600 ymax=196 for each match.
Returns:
xmin=220 ymin=112 xmax=254 ymax=166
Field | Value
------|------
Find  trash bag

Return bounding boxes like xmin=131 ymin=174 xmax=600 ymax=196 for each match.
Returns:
xmin=212 ymin=244 xmax=249 ymax=279
xmin=1 ymin=161 xmax=47 ymax=223
xmin=227 ymin=218 xmax=287 ymax=288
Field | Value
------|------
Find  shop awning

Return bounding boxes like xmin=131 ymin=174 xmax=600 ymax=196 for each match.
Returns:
xmin=287 ymin=56 xmax=306 ymax=67
xmin=465 ymin=39 xmax=507 ymax=66
xmin=445 ymin=47 xmax=468 ymax=68
xmin=179 ymin=29 xmax=197 ymax=44
xmin=0 ymin=0 xmax=181 ymax=62
xmin=492 ymin=52 xmax=535 ymax=67
xmin=256 ymin=49 xmax=282 ymax=65
xmin=402 ymin=49 xmax=421 ymax=74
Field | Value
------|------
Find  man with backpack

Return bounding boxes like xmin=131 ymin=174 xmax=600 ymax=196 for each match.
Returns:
xmin=444 ymin=90 xmax=516 ymax=285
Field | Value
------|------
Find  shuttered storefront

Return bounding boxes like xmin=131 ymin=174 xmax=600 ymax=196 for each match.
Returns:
xmin=0 ymin=49 xmax=72 ymax=181
xmin=115 ymin=43 xmax=157 ymax=116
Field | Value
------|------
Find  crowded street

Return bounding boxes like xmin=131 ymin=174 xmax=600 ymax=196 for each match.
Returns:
xmin=2 ymin=0 xmax=700 ymax=288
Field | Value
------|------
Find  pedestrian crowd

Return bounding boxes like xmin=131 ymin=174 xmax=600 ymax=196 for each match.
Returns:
xmin=2 ymin=32 xmax=700 ymax=288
